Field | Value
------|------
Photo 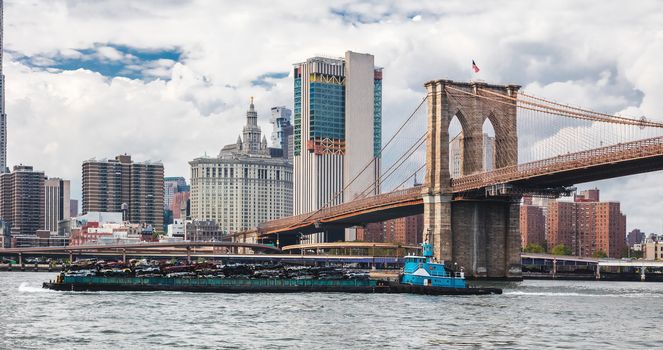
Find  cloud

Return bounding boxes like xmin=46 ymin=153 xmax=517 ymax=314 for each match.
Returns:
xmin=4 ymin=0 xmax=663 ymax=234
xmin=251 ymin=71 xmax=290 ymax=90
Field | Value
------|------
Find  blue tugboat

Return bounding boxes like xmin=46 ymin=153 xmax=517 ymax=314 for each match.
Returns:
xmin=400 ymin=241 xmax=466 ymax=288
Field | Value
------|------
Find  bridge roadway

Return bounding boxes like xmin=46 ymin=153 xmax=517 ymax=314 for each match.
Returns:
xmin=281 ymin=242 xmax=420 ymax=253
xmin=522 ymin=253 xmax=663 ymax=268
xmin=255 ymin=136 xmax=663 ymax=238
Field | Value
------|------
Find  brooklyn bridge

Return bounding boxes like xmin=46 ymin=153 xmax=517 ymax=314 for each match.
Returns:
xmin=232 ymin=79 xmax=663 ymax=279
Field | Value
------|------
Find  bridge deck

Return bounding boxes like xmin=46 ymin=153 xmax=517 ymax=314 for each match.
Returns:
xmin=256 ymin=137 xmax=663 ymax=237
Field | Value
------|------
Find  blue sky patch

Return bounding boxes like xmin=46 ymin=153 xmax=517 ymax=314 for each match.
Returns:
xmin=13 ymin=43 xmax=183 ymax=80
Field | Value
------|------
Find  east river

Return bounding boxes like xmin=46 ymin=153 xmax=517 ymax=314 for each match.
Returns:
xmin=1 ymin=272 xmax=662 ymax=349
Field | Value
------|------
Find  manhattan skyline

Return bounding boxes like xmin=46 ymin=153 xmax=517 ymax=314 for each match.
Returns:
xmin=3 ymin=0 xmax=663 ymax=233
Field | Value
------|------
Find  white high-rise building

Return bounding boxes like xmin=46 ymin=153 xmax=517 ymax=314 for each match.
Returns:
xmin=44 ymin=178 xmax=71 ymax=233
xmin=483 ymin=134 xmax=495 ymax=172
xmin=292 ymin=51 xmax=382 ymax=221
xmin=189 ymin=99 xmax=293 ymax=234
xmin=449 ymin=132 xmax=464 ymax=179
xmin=270 ymin=106 xmax=293 ymax=161
xmin=449 ymin=132 xmax=495 ymax=177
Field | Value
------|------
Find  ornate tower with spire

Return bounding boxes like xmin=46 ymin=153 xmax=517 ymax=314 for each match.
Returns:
xmin=241 ymin=97 xmax=264 ymax=153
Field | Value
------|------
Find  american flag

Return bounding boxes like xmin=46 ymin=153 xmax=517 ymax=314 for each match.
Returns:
xmin=472 ymin=60 xmax=480 ymax=73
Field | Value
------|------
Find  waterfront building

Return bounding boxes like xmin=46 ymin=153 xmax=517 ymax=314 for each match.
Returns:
xmin=44 ymin=178 xmax=71 ymax=234
xmin=355 ymin=214 xmax=424 ymax=246
xmin=520 ymin=205 xmax=545 ymax=247
xmin=171 ymin=191 xmax=190 ymax=220
xmin=69 ymin=222 xmax=142 ymax=246
xmin=292 ymin=51 xmax=382 ymax=220
xmin=189 ymin=99 xmax=293 ymax=235
xmin=166 ymin=218 xmax=186 ymax=239
xmin=387 ymin=214 xmax=424 ymax=245
xmin=164 ymin=177 xmax=187 ymax=210
xmin=0 ymin=165 xmax=45 ymax=236
xmin=70 ymin=199 xmax=78 ymax=217
xmin=82 ymin=154 xmax=164 ymax=230
xmin=270 ymin=106 xmax=294 ymax=161
xmin=547 ymin=189 xmax=626 ymax=258
xmin=627 ymin=228 xmax=645 ymax=246
xmin=185 ymin=220 xmax=225 ymax=242
xmin=575 ymin=188 xmax=600 ymax=202
xmin=0 ymin=219 xmax=9 ymax=248
xmin=643 ymin=239 xmax=663 ymax=260
xmin=0 ymin=1 xmax=7 ymax=173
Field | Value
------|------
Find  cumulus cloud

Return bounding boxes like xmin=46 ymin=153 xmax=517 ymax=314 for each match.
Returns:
xmin=4 ymin=0 xmax=663 ymax=233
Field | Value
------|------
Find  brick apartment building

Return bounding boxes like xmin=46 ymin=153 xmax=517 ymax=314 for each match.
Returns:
xmin=82 ymin=154 xmax=164 ymax=230
xmin=546 ymin=189 xmax=626 ymax=258
xmin=356 ymin=214 xmax=423 ymax=246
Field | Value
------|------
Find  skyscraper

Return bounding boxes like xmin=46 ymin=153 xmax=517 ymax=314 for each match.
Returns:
xmin=82 ymin=155 xmax=164 ymax=229
xmin=164 ymin=176 xmax=187 ymax=210
xmin=44 ymin=178 xmax=71 ymax=233
xmin=293 ymin=51 xmax=382 ymax=217
xmin=0 ymin=1 xmax=7 ymax=173
xmin=0 ymin=165 xmax=45 ymax=236
xmin=449 ymin=132 xmax=495 ymax=178
xmin=270 ymin=106 xmax=293 ymax=161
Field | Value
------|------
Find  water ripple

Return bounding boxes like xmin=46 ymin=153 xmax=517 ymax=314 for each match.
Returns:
xmin=2 ymin=273 xmax=663 ymax=349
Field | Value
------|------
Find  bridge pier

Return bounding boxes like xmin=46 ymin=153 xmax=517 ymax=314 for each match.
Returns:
xmin=445 ymin=199 xmax=522 ymax=279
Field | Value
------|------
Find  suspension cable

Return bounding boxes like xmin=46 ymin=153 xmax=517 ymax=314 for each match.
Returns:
xmin=286 ymin=95 xmax=429 ymax=230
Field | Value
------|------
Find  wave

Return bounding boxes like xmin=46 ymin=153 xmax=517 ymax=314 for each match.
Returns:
xmin=504 ymin=291 xmax=655 ymax=297
xmin=18 ymin=282 xmax=56 ymax=293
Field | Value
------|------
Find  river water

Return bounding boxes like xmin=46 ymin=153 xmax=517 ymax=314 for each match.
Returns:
xmin=1 ymin=272 xmax=661 ymax=349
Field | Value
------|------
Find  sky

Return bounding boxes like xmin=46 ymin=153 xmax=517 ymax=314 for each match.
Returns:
xmin=4 ymin=0 xmax=663 ymax=234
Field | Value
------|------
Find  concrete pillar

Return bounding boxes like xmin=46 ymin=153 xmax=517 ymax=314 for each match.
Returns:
xmin=424 ymin=194 xmax=452 ymax=260
xmin=595 ymin=264 xmax=601 ymax=280
xmin=451 ymin=201 xmax=486 ymax=278
xmin=122 ymin=249 xmax=127 ymax=263
xmin=641 ymin=266 xmax=646 ymax=281
xmin=18 ymin=253 xmax=22 ymax=266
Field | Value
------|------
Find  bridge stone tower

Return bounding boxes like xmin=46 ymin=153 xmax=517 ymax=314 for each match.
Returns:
xmin=422 ymin=80 xmax=522 ymax=279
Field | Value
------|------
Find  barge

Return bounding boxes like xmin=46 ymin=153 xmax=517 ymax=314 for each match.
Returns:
xmin=42 ymin=243 xmax=501 ymax=295
xmin=43 ymin=275 xmax=500 ymax=295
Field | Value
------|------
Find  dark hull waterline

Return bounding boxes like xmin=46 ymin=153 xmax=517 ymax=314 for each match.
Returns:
xmin=43 ymin=281 xmax=502 ymax=295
